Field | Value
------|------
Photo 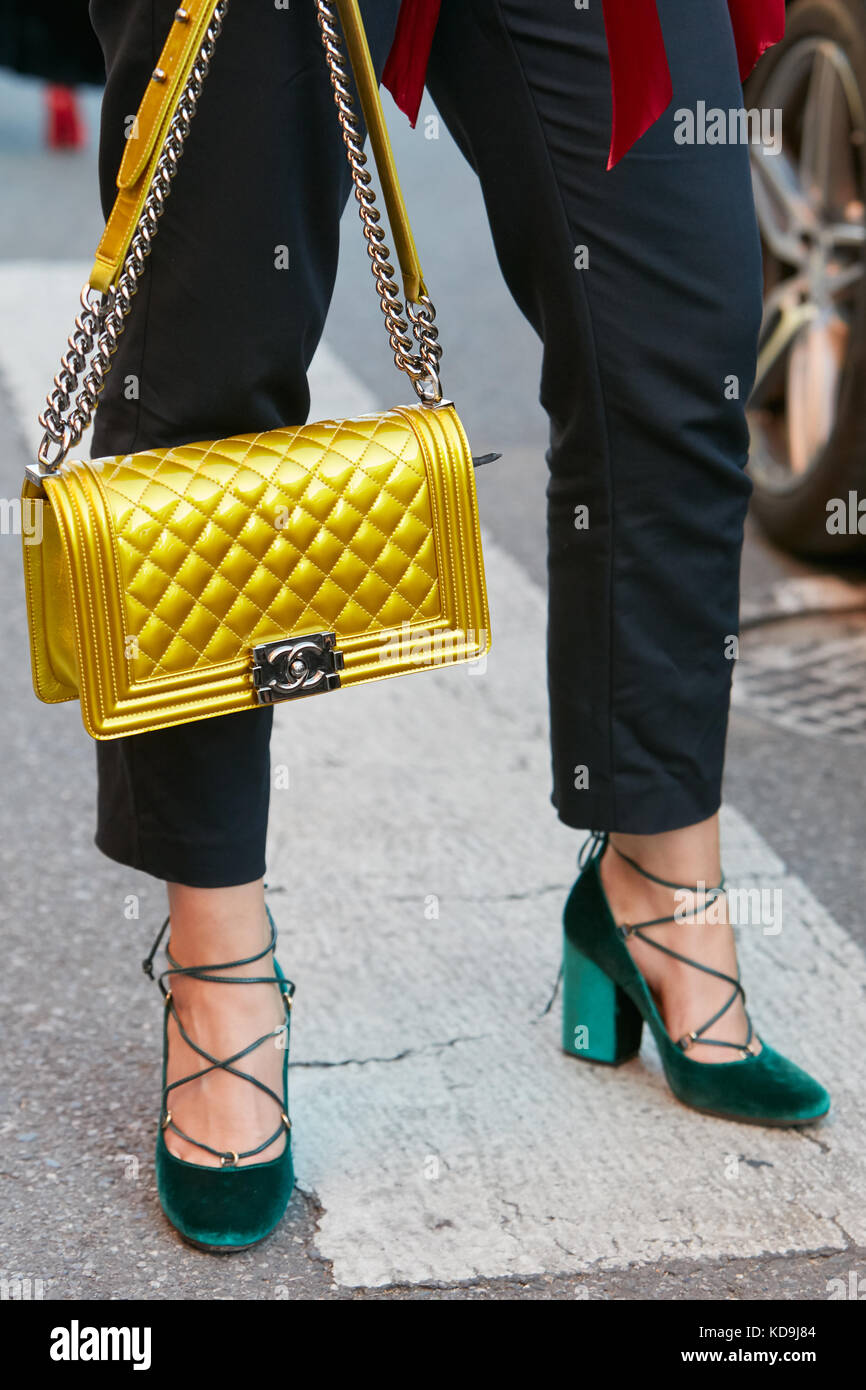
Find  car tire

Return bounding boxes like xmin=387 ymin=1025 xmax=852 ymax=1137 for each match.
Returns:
xmin=746 ymin=0 xmax=866 ymax=556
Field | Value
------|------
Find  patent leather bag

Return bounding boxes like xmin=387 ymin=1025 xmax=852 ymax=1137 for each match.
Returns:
xmin=22 ymin=0 xmax=490 ymax=739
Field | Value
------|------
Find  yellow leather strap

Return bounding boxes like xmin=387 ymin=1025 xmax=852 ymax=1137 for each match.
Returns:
xmin=334 ymin=0 xmax=426 ymax=302
xmin=90 ymin=0 xmax=426 ymax=304
xmin=90 ymin=0 xmax=218 ymax=293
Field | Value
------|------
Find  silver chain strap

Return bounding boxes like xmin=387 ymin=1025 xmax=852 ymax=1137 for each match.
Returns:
xmin=35 ymin=0 xmax=230 ymax=473
xmin=34 ymin=0 xmax=443 ymax=478
xmin=314 ymin=0 xmax=443 ymax=403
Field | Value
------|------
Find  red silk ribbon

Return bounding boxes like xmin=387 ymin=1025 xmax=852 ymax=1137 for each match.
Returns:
xmin=382 ymin=0 xmax=786 ymax=169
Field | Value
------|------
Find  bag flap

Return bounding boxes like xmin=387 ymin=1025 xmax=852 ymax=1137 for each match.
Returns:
xmin=37 ymin=404 xmax=489 ymax=737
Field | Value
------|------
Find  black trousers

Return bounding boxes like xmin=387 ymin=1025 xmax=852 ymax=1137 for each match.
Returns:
xmin=90 ymin=0 xmax=762 ymax=888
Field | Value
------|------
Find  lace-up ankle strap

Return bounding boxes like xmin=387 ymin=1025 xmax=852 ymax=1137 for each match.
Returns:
xmin=580 ymin=831 xmax=756 ymax=1059
xmin=142 ymin=907 xmax=295 ymax=1167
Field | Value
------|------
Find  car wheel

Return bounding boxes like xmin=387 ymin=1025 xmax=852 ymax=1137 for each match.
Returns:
xmin=746 ymin=0 xmax=866 ymax=555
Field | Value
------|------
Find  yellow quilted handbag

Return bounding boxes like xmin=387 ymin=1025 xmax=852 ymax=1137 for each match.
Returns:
xmin=22 ymin=0 xmax=490 ymax=739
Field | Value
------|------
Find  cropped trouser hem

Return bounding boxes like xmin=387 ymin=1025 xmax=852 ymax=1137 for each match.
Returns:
xmin=93 ymin=829 xmax=267 ymax=890
xmin=551 ymin=785 xmax=723 ymax=838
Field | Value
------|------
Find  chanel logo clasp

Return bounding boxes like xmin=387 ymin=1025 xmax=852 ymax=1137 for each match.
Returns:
xmin=251 ymin=632 xmax=344 ymax=704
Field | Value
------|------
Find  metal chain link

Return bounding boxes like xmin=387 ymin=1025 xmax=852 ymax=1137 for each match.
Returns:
xmin=34 ymin=0 xmax=444 ymax=477
xmin=35 ymin=0 xmax=231 ymax=473
xmin=314 ymin=0 xmax=443 ymax=403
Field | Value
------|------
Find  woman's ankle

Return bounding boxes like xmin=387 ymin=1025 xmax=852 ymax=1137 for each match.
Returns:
xmin=609 ymin=814 xmax=722 ymax=890
xmin=165 ymin=878 xmax=271 ymax=968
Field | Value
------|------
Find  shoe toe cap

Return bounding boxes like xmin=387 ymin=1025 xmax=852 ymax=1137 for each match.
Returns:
xmin=156 ymin=1135 xmax=294 ymax=1250
xmin=750 ymin=1044 xmax=831 ymax=1123
xmin=669 ymin=1041 xmax=830 ymax=1126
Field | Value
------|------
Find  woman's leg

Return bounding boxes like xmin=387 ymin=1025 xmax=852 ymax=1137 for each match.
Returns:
xmin=426 ymin=0 xmax=762 ymax=1052
xmin=87 ymin=0 xmax=401 ymax=1162
xmin=162 ymin=881 xmax=285 ymax=1165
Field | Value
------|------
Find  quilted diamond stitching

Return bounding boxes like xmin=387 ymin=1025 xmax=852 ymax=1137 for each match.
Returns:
xmin=121 ymin=446 xmax=435 ymax=658
xmin=97 ymin=414 xmax=443 ymax=680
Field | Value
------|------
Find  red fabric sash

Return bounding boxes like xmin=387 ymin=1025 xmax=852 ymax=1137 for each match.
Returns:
xmin=382 ymin=0 xmax=786 ymax=169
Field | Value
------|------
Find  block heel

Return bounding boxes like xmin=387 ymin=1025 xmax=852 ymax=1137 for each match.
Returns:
xmin=561 ymin=930 xmax=643 ymax=1065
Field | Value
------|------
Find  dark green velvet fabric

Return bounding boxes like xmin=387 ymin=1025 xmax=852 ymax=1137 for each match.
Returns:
xmin=563 ymin=854 xmax=830 ymax=1126
xmin=154 ymin=955 xmax=295 ymax=1249
xmin=561 ymin=930 xmax=644 ymax=1065
xmin=156 ymin=1132 xmax=294 ymax=1250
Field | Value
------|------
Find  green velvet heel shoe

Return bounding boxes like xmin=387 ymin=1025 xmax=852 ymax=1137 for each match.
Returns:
xmin=142 ymin=907 xmax=295 ymax=1252
xmin=562 ymin=833 xmax=830 ymax=1126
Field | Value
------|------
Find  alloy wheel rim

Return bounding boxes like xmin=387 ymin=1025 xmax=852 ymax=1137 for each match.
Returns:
xmin=749 ymin=37 xmax=866 ymax=492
